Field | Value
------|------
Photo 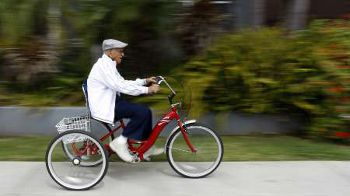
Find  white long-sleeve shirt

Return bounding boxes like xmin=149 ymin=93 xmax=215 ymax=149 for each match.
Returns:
xmin=87 ymin=54 xmax=148 ymax=124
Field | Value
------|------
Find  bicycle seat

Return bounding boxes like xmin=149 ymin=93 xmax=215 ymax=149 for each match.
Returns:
xmin=82 ymin=79 xmax=91 ymax=115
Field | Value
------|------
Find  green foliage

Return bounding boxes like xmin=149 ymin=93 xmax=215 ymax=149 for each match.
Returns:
xmin=176 ymin=20 xmax=350 ymax=138
xmin=0 ymin=0 xmax=181 ymax=105
xmin=0 ymin=0 xmax=48 ymax=46
xmin=297 ymin=20 xmax=350 ymax=138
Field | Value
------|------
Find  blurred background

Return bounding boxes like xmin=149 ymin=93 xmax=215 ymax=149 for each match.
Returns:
xmin=0 ymin=0 xmax=349 ymax=144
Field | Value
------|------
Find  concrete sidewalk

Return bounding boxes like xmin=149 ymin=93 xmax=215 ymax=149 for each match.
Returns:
xmin=1 ymin=161 xmax=350 ymax=196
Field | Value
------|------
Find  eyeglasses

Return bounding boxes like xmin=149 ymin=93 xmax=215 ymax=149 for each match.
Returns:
xmin=113 ymin=48 xmax=124 ymax=53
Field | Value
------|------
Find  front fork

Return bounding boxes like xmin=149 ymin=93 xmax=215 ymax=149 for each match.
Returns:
xmin=177 ymin=120 xmax=197 ymax=153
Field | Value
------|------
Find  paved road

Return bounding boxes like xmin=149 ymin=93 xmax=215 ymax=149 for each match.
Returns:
xmin=1 ymin=161 xmax=350 ymax=196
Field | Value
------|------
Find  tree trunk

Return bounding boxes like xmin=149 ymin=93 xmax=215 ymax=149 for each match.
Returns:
xmin=285 ymin=0 xmax=310 ymax=30
xmin=234 ymin=0 xmax=265 ymax=29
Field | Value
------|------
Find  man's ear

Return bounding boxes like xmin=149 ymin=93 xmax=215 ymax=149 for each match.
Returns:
xmin=105 ymin=50 xmax=111 ymax=57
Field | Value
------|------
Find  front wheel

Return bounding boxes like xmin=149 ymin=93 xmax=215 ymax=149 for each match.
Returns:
xmin=166 ymin=123 xmax=224 ymax=178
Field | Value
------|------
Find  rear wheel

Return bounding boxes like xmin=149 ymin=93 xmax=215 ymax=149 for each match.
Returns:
xmin=61 ymin=119 xmax=114 ymax=167
xmin=46 ymin=130 xmax=108 ymax=190
xmin=166 ymin=123 xmax=223 ymax=178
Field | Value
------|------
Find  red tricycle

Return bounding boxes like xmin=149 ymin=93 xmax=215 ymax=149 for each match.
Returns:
xmin=45 ymin=76 xmax=224 ymax=190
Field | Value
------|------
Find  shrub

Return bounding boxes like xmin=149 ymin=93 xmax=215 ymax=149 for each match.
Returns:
xmin=175 ymin=20 xmax=350 ymax=138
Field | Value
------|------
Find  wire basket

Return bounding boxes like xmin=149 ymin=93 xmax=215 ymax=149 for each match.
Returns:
xmin=56 ymin=116 xmax=91 ymax=144
xmin=56 ymin=115 xmax=91 ymax=133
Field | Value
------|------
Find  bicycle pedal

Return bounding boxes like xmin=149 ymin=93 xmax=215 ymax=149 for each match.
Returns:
xmin=131 ymin=155 xmax=141 ymax=163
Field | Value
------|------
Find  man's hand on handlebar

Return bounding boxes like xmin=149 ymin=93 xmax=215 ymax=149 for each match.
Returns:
xmin=146 ymin=77 xmax=157 ymax=85
xmin=148 ymin=84 xmax=160 ymax=94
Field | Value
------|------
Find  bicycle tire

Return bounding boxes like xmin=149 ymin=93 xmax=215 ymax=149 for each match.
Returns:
xmin=166 ymin=123 xmax=223 ymax=178
xmin=45 ymin=130 xmax=109 ymax=190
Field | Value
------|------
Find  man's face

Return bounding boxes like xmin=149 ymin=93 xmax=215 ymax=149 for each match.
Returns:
xmin=108 ymin=48 xmax=124 ymax=64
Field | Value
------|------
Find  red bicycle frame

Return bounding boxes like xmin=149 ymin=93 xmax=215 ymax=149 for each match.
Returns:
xmin=100 ymin=105 xmax=196 ymax=161
xmin=86 ymin=76 xmax=198 ymax=161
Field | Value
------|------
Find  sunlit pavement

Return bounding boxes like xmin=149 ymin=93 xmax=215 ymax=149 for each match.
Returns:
xmin=1 ymin=161 xmax=350 ymax=196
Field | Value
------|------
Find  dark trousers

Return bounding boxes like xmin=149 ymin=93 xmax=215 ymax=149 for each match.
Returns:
xmin=114 ymin=96 xmax=152 ymax=141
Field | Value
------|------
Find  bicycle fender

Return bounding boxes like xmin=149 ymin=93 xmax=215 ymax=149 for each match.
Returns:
xmin=165 ymin=119 xmax=197 ymax=146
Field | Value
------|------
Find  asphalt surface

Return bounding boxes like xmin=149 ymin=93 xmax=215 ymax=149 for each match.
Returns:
xmin=1 ymin=161 xmax=350 ymax=196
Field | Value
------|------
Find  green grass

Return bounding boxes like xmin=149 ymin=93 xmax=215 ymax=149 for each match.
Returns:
xmin=1 ymin=135 xmax=350 ymax=161
xmin=221 ymin=135 xmax=350 ymax=161
xmin=0 ymin=136 xmax=51 ymax=161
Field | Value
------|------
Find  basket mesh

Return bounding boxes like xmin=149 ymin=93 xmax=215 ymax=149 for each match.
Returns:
xmin=55 ymin=116 xmax=91 ymax=144
xmin=56 ymin=116 xmax=90 ymax=133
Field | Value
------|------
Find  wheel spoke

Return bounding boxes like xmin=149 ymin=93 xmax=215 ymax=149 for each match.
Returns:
xmin=166 ymin=146 xmax=193 ymax=153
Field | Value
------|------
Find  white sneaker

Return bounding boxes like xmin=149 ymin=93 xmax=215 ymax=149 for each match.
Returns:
xmin=143 ymin=146 xmax=164 ymax=161
xmin=109 ymin=136 xmax=134 ymax=163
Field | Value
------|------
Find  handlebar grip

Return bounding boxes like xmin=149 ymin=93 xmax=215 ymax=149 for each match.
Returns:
xmin=155 ymin=76 xmax=163 ymax=85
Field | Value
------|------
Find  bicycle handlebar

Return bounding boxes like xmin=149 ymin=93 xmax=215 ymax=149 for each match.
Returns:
xmin=155 ymin=76 xmax=176 ymax=104
xmin=155 ymin=76 xmax=163 ymax=85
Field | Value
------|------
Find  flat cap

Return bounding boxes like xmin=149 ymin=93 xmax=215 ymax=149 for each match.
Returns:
xmin=102 ymin=39 xmax=128 ymax=51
